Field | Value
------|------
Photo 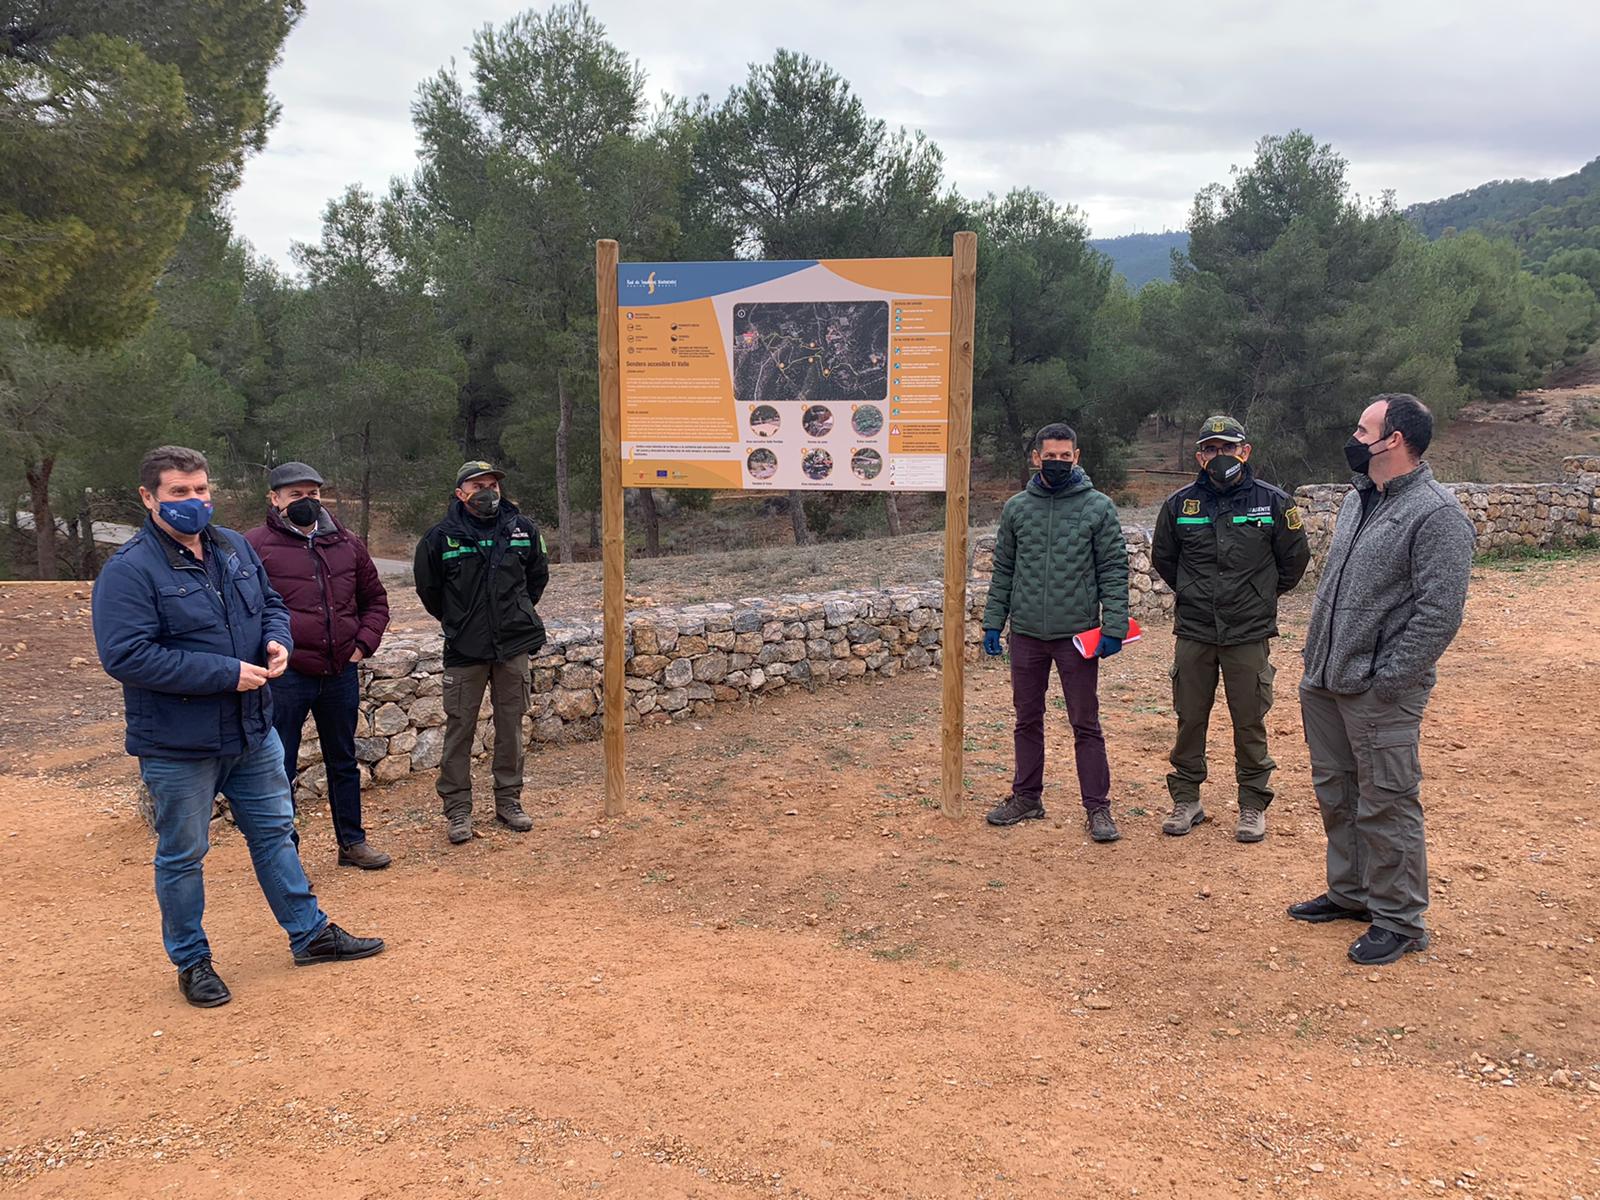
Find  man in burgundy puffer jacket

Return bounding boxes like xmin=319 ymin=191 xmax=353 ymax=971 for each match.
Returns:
xmin=245 ymin=463 xmax=392 ymax=869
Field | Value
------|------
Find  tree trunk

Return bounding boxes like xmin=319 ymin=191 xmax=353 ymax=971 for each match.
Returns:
xmin=1000 ymin=395 xmax=1029 ymax=488
xmin=360 ymin=422 xmax=373 ymax=544
xmin=883 ymin=493 xmax=902 ymax=537
xmin=639 ymin=488 xmax=661 ymax=557
xmin=25 ymin=458 xmax=56 ymax=581
xmin=788 ymin=490 xmax=811 ymax=545
xmin=588 ymin=508 xmax=599 ymax=551
xmin=555 ymin=370 xmax=574 ymax=564
xmin=79 ymin=493 xmax=98 ymax=578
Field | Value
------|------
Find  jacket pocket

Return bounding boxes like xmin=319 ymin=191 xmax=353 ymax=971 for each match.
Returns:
xmin=231 ymin=564 xmax=264 ymax=615
xmin=157 ymin=584 xmax=214 ymax=634
xmin=1368 ymin=725 xmax=1422 ymax=793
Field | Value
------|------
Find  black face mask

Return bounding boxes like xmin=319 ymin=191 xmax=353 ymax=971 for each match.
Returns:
xmin=1344 ymin=435 xmax=1391 ymax=475
xmin=468 ymin=489 xmax=501 ymax=517
xmin=284 ymin=497 xmax=320 ymax=527
xmin=1039 ymin=460 xmax=1076 ymax=488
xmin=1205 ymin=454 xmax=1245 ymax=489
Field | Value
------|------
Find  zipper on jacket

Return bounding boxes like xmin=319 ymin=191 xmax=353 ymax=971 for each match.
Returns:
xmin=1318 ymin=492 xmax=1384 ymax=686
xmin=311 ymin=539 xmax=334 ymax=671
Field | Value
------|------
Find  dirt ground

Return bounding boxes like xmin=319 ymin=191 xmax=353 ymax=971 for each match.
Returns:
xmin=1 ymin=554 xmax=1597 ymax=1198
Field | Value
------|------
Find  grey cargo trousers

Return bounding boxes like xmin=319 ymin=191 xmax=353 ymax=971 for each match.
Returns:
xmin=1299 ymin=681 xmax=1432 ymax=939
xmin=437 ymin=654 xmax=531 ymax=818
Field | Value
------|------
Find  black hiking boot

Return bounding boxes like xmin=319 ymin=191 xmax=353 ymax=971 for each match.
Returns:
xmin=986 ymin=794 xmax=1045 ymax=826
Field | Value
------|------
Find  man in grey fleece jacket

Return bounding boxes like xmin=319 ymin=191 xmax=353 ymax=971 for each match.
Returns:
xmin=1291 ymin=394 xmax=1476 ymax=967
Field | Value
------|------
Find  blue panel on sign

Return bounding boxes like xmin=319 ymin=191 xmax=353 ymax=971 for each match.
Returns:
xmin=617 ymin=260 xmax=816 ymax=306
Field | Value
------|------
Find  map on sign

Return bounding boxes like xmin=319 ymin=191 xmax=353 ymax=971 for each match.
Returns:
xmin=731 ymin=302 xmax=888 ymax=403
xmin=617 ymin=257 xmax=952 ymax=492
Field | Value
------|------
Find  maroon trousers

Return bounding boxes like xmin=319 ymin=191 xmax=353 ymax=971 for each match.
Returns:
xmin=1009 ymin=631 xmax=1112 ymax=811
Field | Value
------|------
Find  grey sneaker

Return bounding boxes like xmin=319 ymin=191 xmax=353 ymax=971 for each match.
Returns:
xmin=447 ymin=813 xmax=472 ymax=844
xmin=1087 ymin=806 xmax=1121 ymax=843
xmin=496 ymin=803 xmax=533 ymax=833
xmin=1235 ymin=807 xmax=1267 ymax=843
xmin=1162 ymin=799 xmax=1206 ymax=836
xmin=986 ymin=794 xmax=1045 ymax=826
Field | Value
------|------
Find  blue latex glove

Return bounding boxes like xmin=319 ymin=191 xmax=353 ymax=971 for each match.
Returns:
xmin=982 ymin=629 xmax=1004 ymax=657
xmin=1096 ymin=634 xmax=1123 ymax=659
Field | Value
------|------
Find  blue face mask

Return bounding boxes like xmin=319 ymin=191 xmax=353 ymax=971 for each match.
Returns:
xmin=157 ymin=498 xmax=213 ymax=535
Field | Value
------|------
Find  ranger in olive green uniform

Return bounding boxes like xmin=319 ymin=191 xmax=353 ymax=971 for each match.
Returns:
xmin=1151 ymin=416 xmax=1311 ymax=842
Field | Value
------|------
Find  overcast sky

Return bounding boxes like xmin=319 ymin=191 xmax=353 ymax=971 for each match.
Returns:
xmin=230 ymin=0 xmax=1600 ymax=267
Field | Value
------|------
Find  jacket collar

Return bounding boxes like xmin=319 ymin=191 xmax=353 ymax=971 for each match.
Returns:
xmin=265 ymin=504 xmax=342 ymax=541
xmin=1026 ymin=466 xmax=1091 ymax=498
xmin=146 ymin=517 xmax=223 ymax=571
xmin=1352 ymin=461 xmax=1432 ymax=495
xmin=445 ymin=495 xmax=520 ymax=535
xmin=1194 ymin=461 xmax=1255 ymax=497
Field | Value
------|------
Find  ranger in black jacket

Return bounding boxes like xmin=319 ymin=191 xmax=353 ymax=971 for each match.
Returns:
xmin=414 ymin=461 xmax=550 ymax=844
xmin=1150 ymin=416 xmax=1311 ymax=844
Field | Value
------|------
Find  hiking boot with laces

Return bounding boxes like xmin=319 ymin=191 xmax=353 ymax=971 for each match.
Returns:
xmin=447 ymin=812 xmax=472 ymax=844
xmin=1162 ymin=799 xmax=1206 ymax=836
xmin=985 ymin=794 xmax=1045 ymax=826
xmin=1086 ymin=806 xmax=1121 ymax=843
xmin=1235 ymin=807 xmax=1267 ymax=843
xmin=496 ymin=803 xmax=533 ymax=833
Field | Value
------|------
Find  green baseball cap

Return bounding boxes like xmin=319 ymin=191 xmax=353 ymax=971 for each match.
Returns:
xmin=454 ymin=460 xmax=505 ymax=488
xmin=1196 ymin=415 xmax=1247 ymax=445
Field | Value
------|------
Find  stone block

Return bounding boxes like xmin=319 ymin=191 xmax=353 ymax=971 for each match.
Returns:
xmin=658 ymin=687 xmax=688 ymax=713
xmin=664 ymin=657 xmax=693 ymax=688
xmin=372 ymin=703 xmax=409 ymax=736
xmin=409 ymin=695 xmax=445 ymax=729
xmin=693 ymin=652 xmax=730 ymax=683
xmin=373 ymin=754 xmax=412 ymax=784
xmin=558 ymin=662 xmax=600 ymax=690
xmin=411 ymin=727 xmax=444 ymax=770
xmin=369 ymin=676 xmax=418 ymax=703
xmin=552 ymin=688 xmax=598 ymax=720
xmin=368 ymin=647 xmax=419 ymax=679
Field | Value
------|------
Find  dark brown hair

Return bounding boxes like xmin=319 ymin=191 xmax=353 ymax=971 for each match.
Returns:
xmin=139 ymin=446 xmax=210 ymax=494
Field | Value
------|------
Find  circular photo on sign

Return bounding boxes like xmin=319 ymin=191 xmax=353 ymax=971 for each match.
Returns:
xmin=801 ymin=405 xmax=834 ymax=436
xmin=851 ymin=448 xmax=883 ymax=480
xmin=851 ymin=404 xmax=884 ymax=437
xmin=749 ymin=404 xmax=781 ymax=437
xmin=746 ymin=447 xmax=778 ymax=480
xmin=801 ymin=448 xmax=834 ymax=480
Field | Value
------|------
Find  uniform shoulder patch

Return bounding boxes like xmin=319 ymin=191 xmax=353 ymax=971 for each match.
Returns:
xmin=1181 ymin=498 xmax=1201 ymax=516
xmin=1285 ymin=506 xmax=1304 ymax=530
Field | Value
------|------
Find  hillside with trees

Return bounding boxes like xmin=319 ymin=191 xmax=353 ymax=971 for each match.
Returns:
xmin=1089 ymin=230 xmax=1189 ymax=288
xmin=5 ymin=2 xmax=1598 ymax=579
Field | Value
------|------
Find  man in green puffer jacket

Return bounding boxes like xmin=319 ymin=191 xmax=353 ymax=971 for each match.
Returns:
xmin=981 ymin=423 xmax=1131 ymax=843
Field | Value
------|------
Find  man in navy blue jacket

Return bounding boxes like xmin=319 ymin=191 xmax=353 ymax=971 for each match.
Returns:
xmin=92 ymin=446 xmax=384 ymax=1008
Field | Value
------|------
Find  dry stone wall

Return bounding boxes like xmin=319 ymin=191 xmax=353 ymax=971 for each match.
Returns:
xmin=1294 ymin=456 xmax=1600 ymax=564
xmin=292 ymin=525 xmax=1175 ymax=801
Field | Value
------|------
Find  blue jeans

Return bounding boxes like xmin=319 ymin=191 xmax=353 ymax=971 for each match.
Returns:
xmin=270 ymin=664 xmax=366 ymax=846
xmin=139 ymin=729 xmax=328 ymax=970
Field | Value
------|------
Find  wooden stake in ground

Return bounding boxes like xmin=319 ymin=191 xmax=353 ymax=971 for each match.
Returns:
xmin=942 ymin=231 xmax=977 ymax=820
xmin=596 ymin=239 xmax=625 ymax=816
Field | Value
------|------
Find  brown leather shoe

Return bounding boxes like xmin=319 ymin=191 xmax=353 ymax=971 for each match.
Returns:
xmin=337 ymin=841 xmax=392 ymax=870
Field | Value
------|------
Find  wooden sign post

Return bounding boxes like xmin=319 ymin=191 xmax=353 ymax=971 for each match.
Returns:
xmin=596 ymin=238 xmax=626 ymax=817
xmin=594 ymin=236 xmax=977 ymax=820
xmin=941 ymin=230 xmax=977 ymax=819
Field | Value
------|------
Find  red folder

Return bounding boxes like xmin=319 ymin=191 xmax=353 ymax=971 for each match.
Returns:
xmin=1073 ymin=618 xmax=1143 ymax=659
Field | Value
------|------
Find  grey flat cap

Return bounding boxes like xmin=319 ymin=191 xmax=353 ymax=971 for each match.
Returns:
xmin=268 ymin=461 xmax=325 ymax=489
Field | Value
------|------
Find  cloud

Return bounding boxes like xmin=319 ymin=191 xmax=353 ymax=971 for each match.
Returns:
xmin=230 ymin=0 xmax=1600 ymax=261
